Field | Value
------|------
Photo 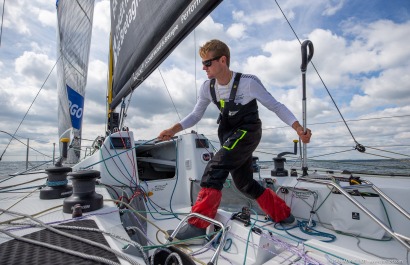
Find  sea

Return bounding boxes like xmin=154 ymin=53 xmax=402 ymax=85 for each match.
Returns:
xmin=1 ymin=159 xmax=409 ymax=180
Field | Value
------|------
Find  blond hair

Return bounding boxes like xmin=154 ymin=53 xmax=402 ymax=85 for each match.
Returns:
xmin=199 ymin=39 xmax=230 ymax=67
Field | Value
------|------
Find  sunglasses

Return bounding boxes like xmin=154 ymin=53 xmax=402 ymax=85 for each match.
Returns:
xmin=202 ymin=56 xmax=222 ymax=67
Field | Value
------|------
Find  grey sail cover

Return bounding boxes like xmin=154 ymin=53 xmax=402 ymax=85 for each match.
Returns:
xmin=110 ymin=0 xmax=222 ymax=109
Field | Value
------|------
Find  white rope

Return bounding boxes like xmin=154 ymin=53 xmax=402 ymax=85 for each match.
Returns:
xmin=0 ymin=228 xmax=120 ymax=265
xmin=0 ymin=208 xmax=142 ymax=265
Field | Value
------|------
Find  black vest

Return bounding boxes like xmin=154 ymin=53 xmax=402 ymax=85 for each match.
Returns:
xmin=210 ymin=73 xmax=260 ymax=143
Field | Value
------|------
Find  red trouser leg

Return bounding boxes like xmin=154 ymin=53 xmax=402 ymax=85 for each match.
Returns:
xmin=256 ymin=188 xmax=290 ymax=222
xmin=188 ymin=187 xmax=222 ymax=229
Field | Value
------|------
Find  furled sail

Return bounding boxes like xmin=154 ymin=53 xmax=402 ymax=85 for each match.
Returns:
xmin=109 ymin=0 xmax=223 ymax=109
xmin=56 ymin=0 xmax=95 ymax=164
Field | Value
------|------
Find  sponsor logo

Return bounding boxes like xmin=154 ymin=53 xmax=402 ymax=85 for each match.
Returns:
xmin=66 ymin=85 xmax=84 ymax=130
xmin=71 ymin=204 xmax=91 ymax=210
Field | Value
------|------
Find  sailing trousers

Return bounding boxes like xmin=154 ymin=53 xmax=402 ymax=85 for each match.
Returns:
xmin=189 ymin=126 xmax=291 ymax=228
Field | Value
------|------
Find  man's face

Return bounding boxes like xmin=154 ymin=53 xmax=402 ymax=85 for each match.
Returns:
xmin=201 ymin=52 xmax=223 ymax=79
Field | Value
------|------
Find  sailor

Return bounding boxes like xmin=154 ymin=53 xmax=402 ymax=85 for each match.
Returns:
xmin=158 ymin=39 xmax=312 ymax=244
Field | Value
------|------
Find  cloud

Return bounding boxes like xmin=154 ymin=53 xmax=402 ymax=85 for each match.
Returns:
xmin=322 ymin=0 xmax=345 ymax=16
xmin=14 ymin=51 xmax=56 ymax=89
xmin=227 ymin=23 xmax=247 ymax=39
xmin=1 ymin=0 xmax=410 ymax=162
xmin=93 ymin=0 xmax=111 ymax=33
xmin=3 ymin=1 xmax=30 ymax=35
xmin=351 ymin=67 xmax=410 ymax=109
xmin=37 ymin=8 xmax=56 ymax=27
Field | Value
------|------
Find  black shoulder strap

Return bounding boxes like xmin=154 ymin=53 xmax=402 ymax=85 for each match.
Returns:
xmin=209 ymin=73 xmax=242 ymax=109
xmin=228 ymin=73 xmax=242 ymax=103
xmin=209 ymin=79 xmax=218 ymax=105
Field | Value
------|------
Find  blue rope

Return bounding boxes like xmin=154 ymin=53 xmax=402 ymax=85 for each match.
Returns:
xmin=46 ymin=180 xmax=68 ymax=186
xmin=274 ymin=220 xmax=336 ymax=242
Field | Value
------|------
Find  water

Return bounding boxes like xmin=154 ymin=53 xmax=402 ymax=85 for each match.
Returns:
xmin=259 ymin=159 xmax=410 ymax=177
xmin=0 ymin=161 xmax=53 ymax=179
xmin=306 ymin=159 xmax=410 ymax=176
xmin=1 ymin=159 xmax=409 ymax=180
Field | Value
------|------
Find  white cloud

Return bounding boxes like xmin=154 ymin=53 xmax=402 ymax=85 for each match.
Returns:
xmin=15 ymin=51 xmax=55 ymax=88
xmin=227 ymin=23 xmax=246 ymax=39
xmin=232 ymin=9 xmax=280 ymax=25
xmin=37 ymin=8 xmax=56 ymax=27
xmin=3 ymin=1 xmax=30 ymax=35
xmin=93 ymin=0 xmax=111 ymax=33
xmin=351 ymin=67 xmax=410 ymax=110
xmin=322 ymin=0 xmax=345 ymax=16
xmin=1 ymin=0 xmax=410 ymax=162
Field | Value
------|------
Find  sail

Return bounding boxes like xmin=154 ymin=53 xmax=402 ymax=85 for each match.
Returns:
xmin=56 ymin=0 xmax=95 ymax=164
xmin=109 ymin=0 xmax=223 ymax=109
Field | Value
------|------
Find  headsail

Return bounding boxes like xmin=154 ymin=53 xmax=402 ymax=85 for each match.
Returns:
xmin=56 ymin=0 xmax=95 ymax=164
xmin=109 ymin=0 xmax=223 ymax=110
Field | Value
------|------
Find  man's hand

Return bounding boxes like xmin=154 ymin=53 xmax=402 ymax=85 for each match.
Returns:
xmin=158 ymin=129 xmax=175 ymax=141
xmin=157 ymin=123 xmax=183 ymax=141
xmin=292 ymin=121 xmax=312 ymax=143
xmin=296 ymin=126 xmax=312 ymax=143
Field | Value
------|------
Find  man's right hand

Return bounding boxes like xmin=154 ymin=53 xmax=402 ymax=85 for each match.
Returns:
xmin=157 ymin=123 xmax=183 ymax=141
xmin=158 ymin=129 xmax=175 ymax=141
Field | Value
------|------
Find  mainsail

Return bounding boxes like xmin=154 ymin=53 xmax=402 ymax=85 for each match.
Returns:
xmin=109 ymin=0 xmax=223 ymax=110
xmin=56 ymin=0 xmax=95 ymax=164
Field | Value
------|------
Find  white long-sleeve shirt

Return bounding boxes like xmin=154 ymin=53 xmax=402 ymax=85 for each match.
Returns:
xmin=180 ymin=72 xmax=298 ymax=129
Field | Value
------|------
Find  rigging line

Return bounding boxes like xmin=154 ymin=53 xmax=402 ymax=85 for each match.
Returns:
xmin=365 ymin=146 xmax=410 ymax=158
xmin=307 ymin=158 xmax=410 ymax=172
xmin=205 ymin=112 xmax=410 ymax=137
xmin=308 ymin=149 xmax=355 ymax=159
xmin=0 ymin=130 xmax=52 ymax=158
xmin=0 ymin=0 xmax=5 ymax=47
xmin=0 ymin=54 xmax=62 ymax=161
xmin=359 ymin=151 xmax=401 ymax=160
xmin=158 ymin=68 xmax=182 ymax=121
xmin=274 ymin=0 xmax=360 ymax=145
xmin=194 ymin=29 xmax=198 ymax=132
xmin=261 ymin=113 xmax=410 ymax=132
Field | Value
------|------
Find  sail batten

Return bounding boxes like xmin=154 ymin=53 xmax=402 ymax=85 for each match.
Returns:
xmin=110 ymin=0 xmax=223 ymax=109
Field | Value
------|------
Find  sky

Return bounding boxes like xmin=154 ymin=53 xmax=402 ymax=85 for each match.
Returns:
xmin=0 ymin=0 xmax=410 ymax=163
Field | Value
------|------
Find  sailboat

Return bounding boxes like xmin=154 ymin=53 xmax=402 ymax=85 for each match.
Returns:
xmin=1 ymin=0 xmax=409 ymax=264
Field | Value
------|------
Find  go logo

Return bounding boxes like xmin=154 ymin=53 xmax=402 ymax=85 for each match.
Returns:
xmin=69 ymin=100 xmax=83 ymax=119
xmin=66 ymin=85 xmax=84 ymax=130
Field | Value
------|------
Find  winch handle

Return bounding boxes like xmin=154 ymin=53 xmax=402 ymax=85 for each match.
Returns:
xmin=301 ymin=40 xmax=314 ymax=73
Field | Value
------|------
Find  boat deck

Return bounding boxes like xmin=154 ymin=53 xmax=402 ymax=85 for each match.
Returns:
xmin=1 ymin=171 xmax=409 ymax=264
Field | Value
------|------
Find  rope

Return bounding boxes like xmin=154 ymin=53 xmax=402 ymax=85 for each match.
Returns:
xmin=0 ymin=187 xmax=40 ymax=217
xmin=0 ymin=0 xmax=5 ymax=47
xmin=0 ymin=228 xmax=121 ymax=265
xmin=9 ymin=221 xmax=149 ymax=264
xmin=0 ymin=208 xmax=142 ymax=265
xmin=0 ymin=130 xmax=53 ymax=159
xmin=0 ymin=55 xmax=62 ymax=161
xmin=274 ymin=0 xmax=362 ymax=148
xmin=158 ymin=68 xmax=182 ymax=121
xmin=46 ymin=179 xmax=68 ymax=186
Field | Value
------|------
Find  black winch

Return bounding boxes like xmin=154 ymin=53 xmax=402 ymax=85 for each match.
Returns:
xmin=39 ymin=166 xmax=73 ymax=199
xmin=63 ymin=170 xmax=103 ymax=214
xmin=271 ymin=140 xmax=298 ymax=177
